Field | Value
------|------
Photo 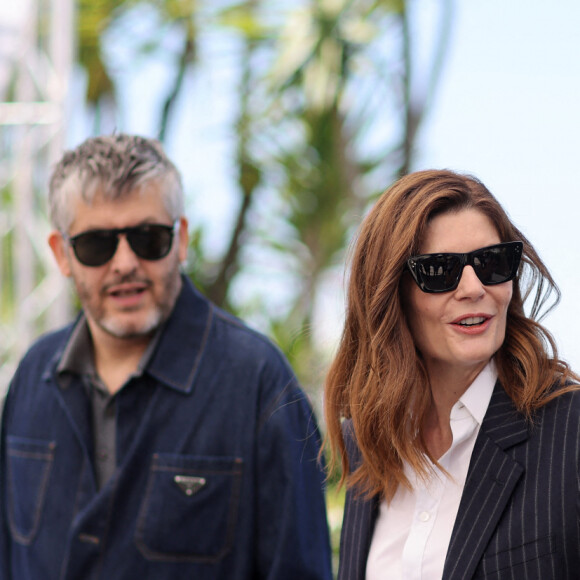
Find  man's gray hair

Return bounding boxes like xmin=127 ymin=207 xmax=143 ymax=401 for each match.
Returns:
xmin=49 ymin=134 xmax=184 ymax=232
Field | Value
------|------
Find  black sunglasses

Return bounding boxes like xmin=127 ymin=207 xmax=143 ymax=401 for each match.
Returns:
xmin=406 ymin=241 xmax=523 ymax=293
xmin=65 ymin=222 xmax=178 ymax=267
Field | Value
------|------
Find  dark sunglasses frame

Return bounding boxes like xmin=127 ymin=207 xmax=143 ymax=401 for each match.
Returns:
xmin=406 ymin=241 xmax=523 ymax=294
xmin=65 ymin=221 xmax=179 ymax=267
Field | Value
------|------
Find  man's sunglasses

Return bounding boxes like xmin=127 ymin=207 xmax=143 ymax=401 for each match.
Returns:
xmin=406 ymin=241 xmax=523 ymax=294
xmin=65 ymin=222 xmax=178 ymax=267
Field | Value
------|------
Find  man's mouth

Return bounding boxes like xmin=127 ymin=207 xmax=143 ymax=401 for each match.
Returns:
xmin=105 ymin=280 xmax=151 ymax=298
xmin=110 ymin=287 xmax=146 ymax=297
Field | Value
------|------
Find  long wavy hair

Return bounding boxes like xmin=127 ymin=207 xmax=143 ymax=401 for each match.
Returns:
xmin=324 ymin=169 xmax=578 ymax=501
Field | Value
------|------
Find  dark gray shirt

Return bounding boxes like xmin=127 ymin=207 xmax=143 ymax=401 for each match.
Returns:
xmin=56 ymin=317 xmax=160 ymax=489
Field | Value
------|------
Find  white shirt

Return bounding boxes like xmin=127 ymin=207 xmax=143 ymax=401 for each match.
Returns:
xmin=366 ymin=362 xmax=497 ymax=580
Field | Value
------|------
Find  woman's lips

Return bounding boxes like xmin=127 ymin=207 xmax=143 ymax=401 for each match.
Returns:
xmin=450 ymin=314 xmax=493 ymax=334
xmin=456 ymin=316 xmax=487 ymax=327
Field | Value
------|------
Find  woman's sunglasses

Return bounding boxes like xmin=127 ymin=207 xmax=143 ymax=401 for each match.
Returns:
xmin=65 ymin=222 xmax=178 ymax=267
xmin=406 ymin=241 xmax=523 ymax=293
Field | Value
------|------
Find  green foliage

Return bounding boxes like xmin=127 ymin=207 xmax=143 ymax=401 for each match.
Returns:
xmin=76 ymin=0 xmax=199 ymax=104
xmin=76 ymin=0 xmax=121 ymax=102
xmin=217 ymin=2 xmax=270 ymax=40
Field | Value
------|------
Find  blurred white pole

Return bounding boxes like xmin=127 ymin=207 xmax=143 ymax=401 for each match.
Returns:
xmin=0 ymin=0 xmax=74 ymax=391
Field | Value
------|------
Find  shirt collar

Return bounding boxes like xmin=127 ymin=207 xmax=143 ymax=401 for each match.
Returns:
xmin=57 ymin=315 xmax=95 ymax=377
xmin=56 ymin=314 xmax=163 ymax=389
xmin=453 ymin=359 xmax=497 ymax=425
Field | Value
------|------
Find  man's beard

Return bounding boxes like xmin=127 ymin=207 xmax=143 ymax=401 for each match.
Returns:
xmin=74 ymin=268 xmax=182 ymax=340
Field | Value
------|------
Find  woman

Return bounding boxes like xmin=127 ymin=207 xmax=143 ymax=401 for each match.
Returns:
xmin=324 ymin=169 xmax=580 ymax=580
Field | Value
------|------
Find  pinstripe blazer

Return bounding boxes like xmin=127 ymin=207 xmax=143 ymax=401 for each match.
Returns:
xmin=337 ymin=381 xmax=580 ymax=579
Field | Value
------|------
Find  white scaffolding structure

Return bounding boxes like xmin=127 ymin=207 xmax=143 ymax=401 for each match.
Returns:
xmin=0 ymin=0 xmax=74 ymax=392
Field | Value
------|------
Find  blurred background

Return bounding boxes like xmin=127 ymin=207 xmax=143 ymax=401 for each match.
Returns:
xmin=1 ymin=0 xmax=579 ymax=569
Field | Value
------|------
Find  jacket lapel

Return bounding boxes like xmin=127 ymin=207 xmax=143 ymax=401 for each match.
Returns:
xmin=443 ymin=382 xmax=529 ymax=580
xmin=147 ymin=276 xmax=212 ymax=394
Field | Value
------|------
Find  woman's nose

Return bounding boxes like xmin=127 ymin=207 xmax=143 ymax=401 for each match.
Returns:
xmin=455 ymin=265 xmax=485 ymax=299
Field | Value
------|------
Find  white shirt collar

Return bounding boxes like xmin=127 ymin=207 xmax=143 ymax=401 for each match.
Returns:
xmin=452 ymin=359 xmax=497 ymax=426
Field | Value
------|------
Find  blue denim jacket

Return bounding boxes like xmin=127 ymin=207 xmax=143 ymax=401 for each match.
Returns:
xmin=0 ymin=277 xmax=332 ymax=579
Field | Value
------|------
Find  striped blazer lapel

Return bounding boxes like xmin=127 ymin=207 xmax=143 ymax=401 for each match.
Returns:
xmin=443 ymin=382 xmax=529 ymax=580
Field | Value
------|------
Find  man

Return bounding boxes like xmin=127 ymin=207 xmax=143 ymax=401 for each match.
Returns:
xmin=0 ymin=134 xmax=332 ymax=579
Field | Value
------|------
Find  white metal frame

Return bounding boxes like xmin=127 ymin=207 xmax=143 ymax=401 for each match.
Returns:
xmin=0 ymin=0 xmax=74 ymax=391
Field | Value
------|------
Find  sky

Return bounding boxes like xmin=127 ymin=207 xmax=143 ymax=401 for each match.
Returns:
xmin=414 ymin=0 xmax=580 ymax=371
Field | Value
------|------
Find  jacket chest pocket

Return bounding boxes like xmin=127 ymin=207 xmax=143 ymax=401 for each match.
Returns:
xmin=475 ymin=535 xmax=557 ymax=578
xmin=5 ymin=436 xmax=56 ymax=544
xmin=135 ymin=453 xmax=244 ymax=563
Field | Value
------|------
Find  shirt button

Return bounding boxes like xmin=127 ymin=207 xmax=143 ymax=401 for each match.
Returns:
xmin=419 ymin=511 xmax=431 ymax=522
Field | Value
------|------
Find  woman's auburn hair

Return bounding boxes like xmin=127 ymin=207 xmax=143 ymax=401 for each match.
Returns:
xmin=323 ymin=169 xmax=578 ymax=501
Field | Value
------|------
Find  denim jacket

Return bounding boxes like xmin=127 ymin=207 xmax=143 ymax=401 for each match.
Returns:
xmin=0 ymin=277 xmax=332 ymax=580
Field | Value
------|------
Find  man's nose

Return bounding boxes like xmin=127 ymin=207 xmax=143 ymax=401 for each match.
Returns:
xmin=108 ymin=234 xmax=140 ymax=273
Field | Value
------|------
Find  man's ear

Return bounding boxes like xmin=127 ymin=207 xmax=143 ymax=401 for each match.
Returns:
xmin=177 ymin=216 xmax=189 ymax=264
xmin=48 ymin=230 xmax=73 ymax=277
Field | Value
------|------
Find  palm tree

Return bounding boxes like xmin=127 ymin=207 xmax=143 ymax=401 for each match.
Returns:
xmin=72 ymin=0 xmax=454 ymax=393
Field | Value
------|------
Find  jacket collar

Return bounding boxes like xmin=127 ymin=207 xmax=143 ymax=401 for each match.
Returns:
xmin=45 ymin=276 xmax=213 ymax=395
xmin=443 ymin=381 xmax=529 ymax=579
xmin=477 ymin=379 xmax=530 ymax=450
xmin=145 ymin=275 xmax=213 ymax=394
